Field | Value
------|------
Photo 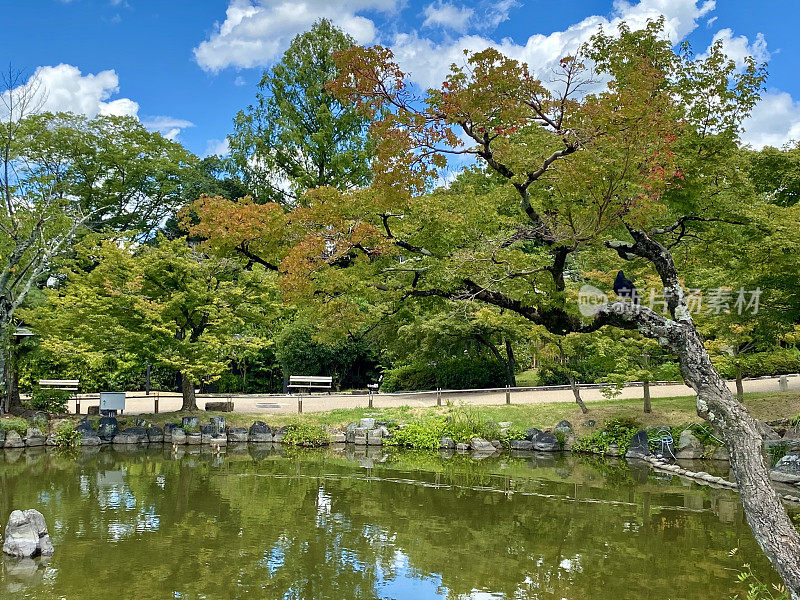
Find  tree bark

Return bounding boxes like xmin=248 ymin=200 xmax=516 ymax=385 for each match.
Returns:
xmin=180 ymin=372 xmax=198 ymax=412
xmin=567 ymin=373 xmax=589 ymax=414
xmin=643 ymin=379 xmax=651 ymax=413
xmin=600 ymin=228 xmax=800 ymax=598
xmin=504 ymin=337 xmax=517 ymax=387
xmin=736 ymin=369 xmax=744 ymax=402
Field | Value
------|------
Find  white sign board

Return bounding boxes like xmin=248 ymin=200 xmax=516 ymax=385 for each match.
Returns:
xmin=100 ymin=392 xmax=126 ymax=412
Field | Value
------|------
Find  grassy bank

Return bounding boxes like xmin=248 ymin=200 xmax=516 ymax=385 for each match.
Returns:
xmin=61 ymin=389 xmax=800 ymax=437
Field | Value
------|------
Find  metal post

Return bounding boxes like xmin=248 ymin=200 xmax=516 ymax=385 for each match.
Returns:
xmin=368 ymin=390 xmax=373 ymax=409
xmin=298 ymin=395 xmax=303 ymax=414
xmin=75 ymin=396 xmax=81 ymax=415
xmin=154 ymin=391 xmax=159 ymax=414
xmin=506 ymin=385 xmax=511 ymax=404
xmin=436 ymin=387 xmax=442 ymax=407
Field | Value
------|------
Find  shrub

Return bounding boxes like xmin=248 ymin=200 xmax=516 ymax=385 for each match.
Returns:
xmin=572 ymin=418 xmax=640 ymax=455
xmin=381 ymin=363 xmax=437 ymax=392
xmin=382 ymin=357 xmax=506 ymax=392
xmin=29 ymin=388 xmax=71 ymax=413
xmin=53 ymin=421 xmax=82 ymax=449
xmin=283 ymin=423 xmax=330 ymax=447
xmin=0 ymin=417 xmax=28 ymax=436
xmin=715 ymin=349 xmax=800 ymax=379
xmin=385 ymin=419 xmax=446 ymax=450
xmin=435 ymin=357 xmax=506 ymax=390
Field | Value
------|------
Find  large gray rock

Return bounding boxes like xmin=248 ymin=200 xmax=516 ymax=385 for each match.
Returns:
xmin=171 ymin=429 xmax=187 ymax=445
xmin=676 ymin=430 xmax=704 ymax=459
xmin=185 ymin=433 xmax=201 ymax=445
xmin=510 ymin=439 xmax=534 ymax=451
xmin=554 ymin=420 xmax=573 ymax=435
xmin=227 ymin=428 xmax=249 ymax=443
xmin=625 ymin=430 xmax=652 ymax=459
xmin=25 ymin=428 xmax=46 ymax=447
xmin=97 ymin=417 xmax=118 ymax=440
xmin=0 ymin=429 xmax=5 ymax=448
xmin=366 ymin=429 xmax=383 ymax=446
xmin=3 ymin=509 xmax=54 ymax=558
xmin=533 ymin=433 xmax=561 ymax=452
xmin=469 ymin=438 xmax=495 ymax=452
xmin=113 ymin=427 xmax=148 ymax=444
xmin=249 ymin=422 xmax=272 ymax=443
xmin=524 ymin=428 xmax=542 ymax=442
xmin=4 ymin=430 xmax=24 ymax=449
xmin=147 ymin=427 xmax=164 ymax=443
xmin=210 ymin=416 xmax=226 ymax=435
xmin=360 ymin=418 xmax=376 ymax=429
xmin=331 ymin=433 xmax=346 ymax=444
xmin=771 ymin=452 xmax=800 ymax=483
xmin=756 ymin=420 xmax=781 ymax=441
xmin=200 ymin=424 xmax=214 ymax=444
xmin=440 ymin=437 xmax=455 ymax=450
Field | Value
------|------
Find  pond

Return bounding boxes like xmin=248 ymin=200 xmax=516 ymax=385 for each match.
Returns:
xmin=0 ymin=444 xmax=784 ymax=600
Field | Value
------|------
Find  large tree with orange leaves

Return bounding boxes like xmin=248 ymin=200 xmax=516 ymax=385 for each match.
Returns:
xmin=188 ymin=21 xmax=800 ymax=594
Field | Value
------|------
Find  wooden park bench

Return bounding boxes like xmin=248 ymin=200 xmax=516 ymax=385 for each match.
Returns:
xmin=288 ymin=375 xmax=332 ymax=414
xmin=39 ymin=379 xmax=80 ymax=414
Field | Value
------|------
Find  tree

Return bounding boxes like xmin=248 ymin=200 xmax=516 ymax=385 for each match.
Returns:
xmin=24 ymin=237 xmax=276 ymax=410
xmin=228 ymin=19 xmax=373 ymax=205
xmin=190 ymin=21 xmax=800 ymax=595
xmin=0 ymin=72 xmax=91 ymax=413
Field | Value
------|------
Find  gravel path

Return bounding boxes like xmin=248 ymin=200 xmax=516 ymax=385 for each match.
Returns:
xmin=68 ymin=375 xmax=796 ymax=415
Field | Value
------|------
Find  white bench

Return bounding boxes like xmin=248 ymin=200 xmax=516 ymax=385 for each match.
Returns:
xmin=39 ymin=379 xmax=80 ymax=414
xmin=288 ymin=376 xmax=332 ymax=414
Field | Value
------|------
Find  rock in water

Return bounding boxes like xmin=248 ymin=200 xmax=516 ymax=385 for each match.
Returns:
xmin=771 ymin=452 xmax=800 ymax=483
xmin=3 ymin=509 xmax=54 ymax=558
xmin=625 ymin=430 xmax=652 ymax=459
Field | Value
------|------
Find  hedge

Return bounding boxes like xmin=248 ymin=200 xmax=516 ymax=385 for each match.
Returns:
xmin=381 ymin=357 xmax=507 ymax=392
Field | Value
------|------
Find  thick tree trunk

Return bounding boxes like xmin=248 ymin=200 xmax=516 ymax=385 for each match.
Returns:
xmin=180 ymin=372 xmax=198 ymax=412
xmin=567 ymin=373 xmax=589 ymax=413
xmin=643 ymin=379 xmax=651 ymax=413
xmin=601 ymin=228 xmax=800 ymax=598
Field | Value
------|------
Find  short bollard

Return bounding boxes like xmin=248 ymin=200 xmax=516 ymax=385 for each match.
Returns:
xmin=780 ymin=375 xmax=789 ymax=392
xmin=506 ymin=385 xmax=511 ymax=404
xmin=154 ymin=392 xmax=159 ymax=414
xmin=436 ymin=388 xmax=442 ymax=407
xmin=368 ymin=391 xmax=373 ymax=409
xmin=297 ymin=395 xmax=303 ymax=414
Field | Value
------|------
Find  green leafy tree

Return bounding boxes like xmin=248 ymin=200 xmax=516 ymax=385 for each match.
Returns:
xmin=189 ymin=21 xmax=800 ymax=593
xmin=23 ymin=237 xmax=277 ymax=410
xmin=228 ymin=19 xmax=373 ymax=205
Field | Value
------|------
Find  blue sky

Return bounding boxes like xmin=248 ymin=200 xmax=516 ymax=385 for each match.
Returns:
xmin=4 ymin=1 xmax=800 ymax=157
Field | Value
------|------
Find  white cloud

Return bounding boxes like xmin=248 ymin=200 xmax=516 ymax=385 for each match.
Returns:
xmin=205 ymin=138 xmax=231 ymax=156
xmin=7 ymin=65 xmax=194 ymax=140
xmin=140 ymin=116 xmax=196 ymax=140
xmin=27 ymin=64 xmax=139 ymax=118
xmin=393 ymin=0 xmax=716 ymax=89
xmin=422 ymin=2 xmax=474 ymax=33
xmin=193 ymin=0 xmax=398 ymax=72
xmin=699 ymin=28 xmax=769 ymax=71
xmin=741 ymin=91 xmax=800 ymax=149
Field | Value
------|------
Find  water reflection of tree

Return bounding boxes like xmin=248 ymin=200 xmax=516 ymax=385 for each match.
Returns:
xmin=0 ymin=448 xmax=782 ymax=600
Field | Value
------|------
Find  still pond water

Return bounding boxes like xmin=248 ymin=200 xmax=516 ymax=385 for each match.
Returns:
xmin=0 ymin=444 xmax=786 ymax=600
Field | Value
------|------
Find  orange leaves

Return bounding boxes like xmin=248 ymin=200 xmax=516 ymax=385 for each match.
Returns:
xmin=183 ymin=195 xmax=288 ymax=259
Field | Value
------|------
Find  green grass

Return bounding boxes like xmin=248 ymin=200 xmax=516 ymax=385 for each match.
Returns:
xmin=44 ymin=389 xmax=800 ymax=436
xmin=514 ymin=369 xmax=539 ymax=387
